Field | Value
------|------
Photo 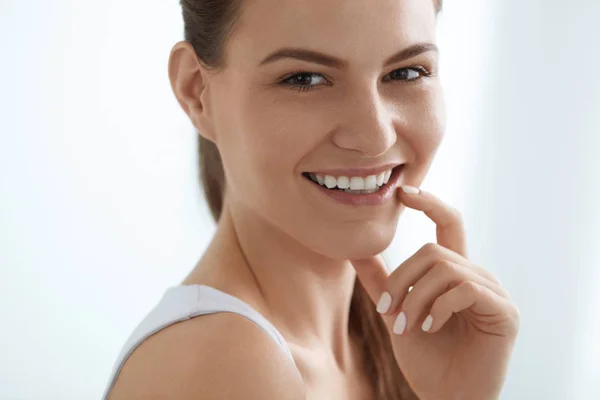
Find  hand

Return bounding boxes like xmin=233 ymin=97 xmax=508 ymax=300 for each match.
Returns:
xmin=351 ymin=186 xmax=520 ymax=400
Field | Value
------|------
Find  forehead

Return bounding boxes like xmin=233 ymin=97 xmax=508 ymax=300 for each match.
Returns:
xmin=229 ymin=0 xmax=437 ymax=68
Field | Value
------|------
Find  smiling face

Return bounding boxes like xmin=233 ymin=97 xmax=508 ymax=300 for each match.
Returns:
xmin=199 ymin=0 xmax=446 ymax=260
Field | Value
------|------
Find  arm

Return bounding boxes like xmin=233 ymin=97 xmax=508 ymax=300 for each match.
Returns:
xmin=108 ymin=312 xmax=305 ymax=400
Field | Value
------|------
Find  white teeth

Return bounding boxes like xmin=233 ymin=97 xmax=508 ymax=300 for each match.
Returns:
xmin=324 ymin=175 xmax=337 ymax=189
xmin=337 ymin=176 xmax=350 ymax=189
xmin=307 ymin=168 xmax=395 ymax=191
xmin=364 ymin=175 xmax=377 ymax=190
xmin=383 ymin=169 xmax=392 ymax=184
xmin=349 ymin=176 xmax=365 ymax=190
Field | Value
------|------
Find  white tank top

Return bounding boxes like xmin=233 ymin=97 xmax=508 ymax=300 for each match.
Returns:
xmin=101 ymin=284 xmax=294 ymax=400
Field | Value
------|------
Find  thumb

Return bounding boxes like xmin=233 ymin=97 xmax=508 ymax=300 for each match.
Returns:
xmin=349 ymin=254 xmax=390 ymax=306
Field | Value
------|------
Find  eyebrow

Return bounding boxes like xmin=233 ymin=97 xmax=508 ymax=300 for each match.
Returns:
xmin=258 ymin=42 xmax=438 ymax=69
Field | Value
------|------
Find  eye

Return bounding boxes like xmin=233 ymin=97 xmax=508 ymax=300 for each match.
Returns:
xmin=279 ymin=65 xmax=431 ymax=92
xmin=279 ymin=72 xmax=328 ymax=92
xmin=384 ymin=65 xmax=430 ymax=82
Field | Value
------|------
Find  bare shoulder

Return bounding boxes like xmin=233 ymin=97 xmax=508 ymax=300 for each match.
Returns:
xmin=108 ymin=312 xmax=306 ymax=400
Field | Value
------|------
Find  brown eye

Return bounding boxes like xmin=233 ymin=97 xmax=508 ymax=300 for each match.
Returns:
xmin=385 ymin=66 xmax=430 ymax=82
xmin=280 ymin=72 xmax=328 ymax=92
xmin=279 ymin=64 xmax=431 ymax=93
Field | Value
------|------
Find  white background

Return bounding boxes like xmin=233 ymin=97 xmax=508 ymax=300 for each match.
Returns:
xmin=1 ymin=1 xmax=599 ymax=399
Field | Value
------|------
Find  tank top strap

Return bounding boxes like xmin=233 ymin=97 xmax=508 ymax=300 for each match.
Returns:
xmin=101 ymin=284 xmax=294 ymax=400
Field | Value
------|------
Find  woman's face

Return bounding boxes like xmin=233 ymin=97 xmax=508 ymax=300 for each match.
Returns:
xmin=203 ymin=0 xmax=445 ymax=259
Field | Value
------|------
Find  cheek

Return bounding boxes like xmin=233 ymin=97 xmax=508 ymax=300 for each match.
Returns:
xmin=404 ymin=87 xmax=446 ymax=163
xmin=217 ymin=92 xmax=323 ymax=202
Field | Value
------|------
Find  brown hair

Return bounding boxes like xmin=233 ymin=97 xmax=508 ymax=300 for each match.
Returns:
xmin=180 ymin=1 xmax=442 ymax=398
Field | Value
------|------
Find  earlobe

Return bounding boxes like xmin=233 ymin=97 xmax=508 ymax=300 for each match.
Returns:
xmin=168 ymin=41 xmax=216 ymax=142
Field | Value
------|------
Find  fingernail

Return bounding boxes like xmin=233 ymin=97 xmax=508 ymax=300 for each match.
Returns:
xmin=393 ymin=312 xmax=407 ymax=335
xmin=376 ymin=292 xmax=392 ymax=314
xmin=401 ymin=185 xmax=420 ymax=195
xmin=422 ymin=315 xmax=433 ymax=332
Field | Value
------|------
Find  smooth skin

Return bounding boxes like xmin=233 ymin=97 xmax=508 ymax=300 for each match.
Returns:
xmin=352 ymin=186 xmax=520 ymax=400
xmin=108 ymin=312 xmax=307 ymax=400
xmin=109 ymin=186 xmax=519 ymax=400
xmin=108 ymin=0 xmax=519 ymax=398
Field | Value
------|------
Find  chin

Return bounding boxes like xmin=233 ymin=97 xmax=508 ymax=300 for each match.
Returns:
xmin=339 ymin=236 xmax=394 ymax=260
xmin=306 ymin=218 xmax=398 ymax=261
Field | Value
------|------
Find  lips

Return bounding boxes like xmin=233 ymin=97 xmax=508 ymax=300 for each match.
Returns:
xmin=301 ymin=164 xmax=405 ymax=206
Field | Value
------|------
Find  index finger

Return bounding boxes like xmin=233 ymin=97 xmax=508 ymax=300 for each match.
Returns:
xmin=398 ymin=186 xmax=468 ymax=258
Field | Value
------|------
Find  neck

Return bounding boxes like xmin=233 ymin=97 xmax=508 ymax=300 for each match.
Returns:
xmin=193 ymin=201 xmax=358 ymax=369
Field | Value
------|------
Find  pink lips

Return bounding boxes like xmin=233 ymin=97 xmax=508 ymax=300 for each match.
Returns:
xmin=305 ymin=165 xmax=404 ymax=206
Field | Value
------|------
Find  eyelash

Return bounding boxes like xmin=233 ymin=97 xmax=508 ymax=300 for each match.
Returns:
xmin=279 ymin=64 xmax=432 ymax=92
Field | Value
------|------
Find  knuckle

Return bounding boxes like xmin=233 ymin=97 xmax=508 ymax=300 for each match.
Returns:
xmin=461 ymin=280 xmax=481 ymax=296
xmin=420 ymin=242 xmax=439 ymax=255
xmin=433 ymin=259 xmax=456 ymax=275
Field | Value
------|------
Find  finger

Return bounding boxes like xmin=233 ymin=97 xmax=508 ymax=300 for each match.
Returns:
xmin=422 ymin=281 xmax=519 ymax=336
xmin=398 ymin=186 xmax=467 ymax=258
xmin=349 ymin=254 xmax=391 ymax=307
xmin=471 ymin=263 xmax=502 ymax=286
xmin=394 ymin=260 xmax=507 ymax=334
xmin=380 ymin=243 xmax=504 ymax=317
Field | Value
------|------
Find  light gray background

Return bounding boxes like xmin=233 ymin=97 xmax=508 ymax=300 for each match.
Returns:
xmin=1 ymin=1 xmax=598 ymax=399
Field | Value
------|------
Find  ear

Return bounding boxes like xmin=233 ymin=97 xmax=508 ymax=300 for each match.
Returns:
xmin=168 ymin=41 xmax=217 ymax=142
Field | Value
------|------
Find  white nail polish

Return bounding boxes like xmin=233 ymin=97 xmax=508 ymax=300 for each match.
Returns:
xmin=376 ymin=292 xmax=392 ymax=314
xmin=393 ymin=312 xmax=407 ymax=335
xmin=400 ymin=185 xmax=420 ymax=195
xmin=422 ymin=315 xmax=433 ymax=332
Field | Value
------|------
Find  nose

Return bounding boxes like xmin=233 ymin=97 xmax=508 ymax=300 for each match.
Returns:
xmin=332 ymin=92 xmax=397 ymax=157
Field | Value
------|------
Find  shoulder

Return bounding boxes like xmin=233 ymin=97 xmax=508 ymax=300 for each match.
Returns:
xmin=107 ymin=312 xmax=306 ymax=400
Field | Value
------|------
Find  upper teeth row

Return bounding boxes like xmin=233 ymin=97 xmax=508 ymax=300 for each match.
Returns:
xmin=309 ymin=169 xmax=393 ymax=190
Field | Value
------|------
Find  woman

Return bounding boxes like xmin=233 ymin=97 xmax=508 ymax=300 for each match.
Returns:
xmin=103 ymin=0 xmax=520 ymax=398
